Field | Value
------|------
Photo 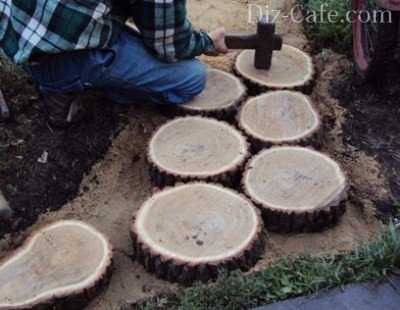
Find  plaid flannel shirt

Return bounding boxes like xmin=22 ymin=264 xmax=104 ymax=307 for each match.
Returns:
xmin=0 ymin=0 xmax=214 ymax=64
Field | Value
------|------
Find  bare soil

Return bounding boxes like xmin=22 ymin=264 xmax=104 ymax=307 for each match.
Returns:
xmin=0 ymin=0 xmax=396 ymax=309
xmin=0 ymin=60 xmax=128 ymax=236
xmin=333 ymin=57 xmax=400 ymax=218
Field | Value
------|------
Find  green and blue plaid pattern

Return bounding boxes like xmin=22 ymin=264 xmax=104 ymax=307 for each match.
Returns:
xmin=132 ymin=0 xmax=214 ymax=61
xmin=0 ymin=0 xmax=214 ymax=64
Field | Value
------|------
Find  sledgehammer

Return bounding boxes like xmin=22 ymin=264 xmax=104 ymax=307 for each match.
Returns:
xmin=225 ymin=15 xmax=283 ymax=70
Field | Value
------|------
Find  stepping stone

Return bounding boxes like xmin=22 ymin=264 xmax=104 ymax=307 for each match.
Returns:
xmin=177 ymin=69 xmax=247 ymax=120
xmin=130 ymin=183 xmax=264 ymax=284
xmin=243 ymin=147 xmax=348 ymax=232
xmin=0 ymin=220 xmax=113 ymax=309
xmin=238 ymin=91 xmax=321 ymax=150
xmin=235 ymin=45 xmax=314 ymax=92
xmin=148 ymin=116 xmax=249 ymax=187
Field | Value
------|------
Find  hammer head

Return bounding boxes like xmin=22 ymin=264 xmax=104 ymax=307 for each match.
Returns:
xmin=224 ymin=16 xmax=283 ymax=70
xmin=255 ymin=16 xmax=283 ymax=70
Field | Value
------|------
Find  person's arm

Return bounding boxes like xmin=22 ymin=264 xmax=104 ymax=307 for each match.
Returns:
xmin=132 ymin=0 xmax=224 ymax=62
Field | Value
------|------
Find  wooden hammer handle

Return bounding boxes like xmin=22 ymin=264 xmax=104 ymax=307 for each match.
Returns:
xmin=225 ymin=33 xmax=257 ymax=50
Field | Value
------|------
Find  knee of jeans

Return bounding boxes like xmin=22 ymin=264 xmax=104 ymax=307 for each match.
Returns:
xmin=177 ymin=60 xmax=206 ymax=102
xmin=192 ymin=60 xmax=207 ymax=96
xmin=161 ymin=60 xmax=207 ymax=105
xmin=189 ymin=60 xmax=207 ymax=93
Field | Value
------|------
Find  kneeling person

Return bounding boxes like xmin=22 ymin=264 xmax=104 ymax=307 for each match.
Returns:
xmin=0 ymin=0 xmax=228 ymax=127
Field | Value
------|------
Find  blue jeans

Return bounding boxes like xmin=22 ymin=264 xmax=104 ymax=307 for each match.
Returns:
xmin=26 ymin=29 xmax=207 ymax=105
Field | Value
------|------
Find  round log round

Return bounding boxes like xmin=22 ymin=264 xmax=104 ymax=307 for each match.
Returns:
xmin=238 ymin=91 xmax=321 ymax=150
xmin=243 ymin=147 xmax=348 ymax=232
xmin=176 ymin=69 xmax=247 ymax=120
xmin=148 ymin=116 xmax=249 ymax=188
xmin=235 ymin=45 xmax=314 ymax=91
xmin=130 ymin=183 xmax=264 ymax=284
xmin=0 ymin=220 xmax=113 ymax=309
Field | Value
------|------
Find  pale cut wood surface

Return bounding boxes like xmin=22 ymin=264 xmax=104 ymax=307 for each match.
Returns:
xmin=131 ymin=183 xmax=264 ymax=283
xmin=238 ymin=91 xmax=321 ymax=147
xmin=179 ymin=68 xmax=246 ymax=114
xmin=243 ymin=147 xmax=347 ymax=232
xmin=0 ymin=220 xmax=113 ymax=309
xmin=148 ymin=117 xmax=249 ymax=187
xmin=235 ymin=45 xmax=314 ymax=89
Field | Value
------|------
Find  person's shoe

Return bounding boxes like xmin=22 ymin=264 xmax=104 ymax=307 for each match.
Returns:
xmin=0 ymin=190 xmax=13 ymax=222
xmin=41 ymin=92 xmax=86 ymax=128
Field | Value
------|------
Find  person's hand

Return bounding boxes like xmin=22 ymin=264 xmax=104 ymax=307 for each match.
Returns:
xmin=206 ymin=27 xmax=228 ymax=56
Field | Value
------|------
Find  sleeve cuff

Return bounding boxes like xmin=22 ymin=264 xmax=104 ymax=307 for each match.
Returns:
xmin=202 ymin=31 xmax=216 ymax=54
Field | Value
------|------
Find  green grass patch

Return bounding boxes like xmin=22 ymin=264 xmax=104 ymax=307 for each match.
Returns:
xmin=298 ymin=0 xmax=353 ymax=53
xmin=129 ymin=225 xmax=400 ymax=310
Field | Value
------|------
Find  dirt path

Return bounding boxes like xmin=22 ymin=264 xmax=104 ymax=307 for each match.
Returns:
xmin=0 ymin=1 xmax=390 ymax=309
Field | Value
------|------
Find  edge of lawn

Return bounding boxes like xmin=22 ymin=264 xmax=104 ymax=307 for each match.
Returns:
xmin=126 ymin=224 xmax=400 ymax=310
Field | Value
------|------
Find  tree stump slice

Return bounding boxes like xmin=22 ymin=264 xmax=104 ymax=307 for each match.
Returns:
xmin=243 ymin=147 xmax=348 ymax=233
xmin=235 ymin=45 xmax=314 ymax=93
xmin=238 ymin=91 xmax=321 ymax=151
xmin=175 ymin=69 xmax=247 ymax=120
xmin=148 ymin=116 xmax=249 ymax=188
xmin=130 ymin=183 xmax=264 ymax=284
xmin=0 ymin=220 xmax=113 ymax=310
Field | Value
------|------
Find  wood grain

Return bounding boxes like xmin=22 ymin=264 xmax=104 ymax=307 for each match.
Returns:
xmin=130 ymin=183 xmax=264 ymax=284
xmin=175 ymin=69 xmax=247 ymax=121
xmin=0 ymin=221 xmax=113 ymax=310
xmin=238 ymin=91 xmax=322 ymax=151
xmin=235 ymin=45 xmax=314 ymax=93
xmin=148 ymin=117 xmax=250 ymax=188
xmin=243 ymin=147 xmax=348 ymax=232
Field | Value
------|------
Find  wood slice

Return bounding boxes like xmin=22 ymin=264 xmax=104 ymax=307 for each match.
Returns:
xmin=235 ymin=45 xmax=314 ymax=93
xmin=130 ymin=183 xmax=264 ymax=284
xmin=243 ymin=147 xmax=348 ymax=233
xmin=175 ymin=69 xmax=247 ymax=120
xmin=0 ymin=220 xmax=113 ymax=310
xmin=148 ymin=116 xmax=250 ymax=188
xmin=238 ymin=91 xmax=322 ymax=151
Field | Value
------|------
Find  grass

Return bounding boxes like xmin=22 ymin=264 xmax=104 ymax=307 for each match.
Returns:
xmin=298 ymin=0 xmax=353 ymax=53
xmin=129 ymin=224 xmax=400 ymax=310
